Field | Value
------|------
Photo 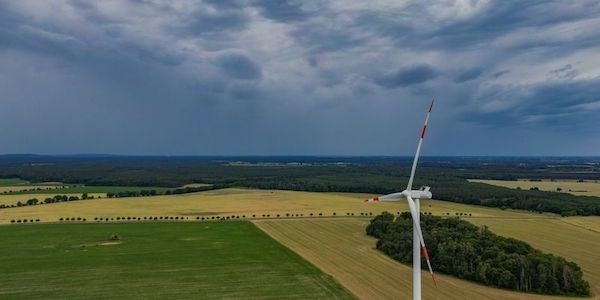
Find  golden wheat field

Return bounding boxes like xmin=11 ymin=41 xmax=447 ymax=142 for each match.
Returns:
xmin=469 ymin=179 xmax=600 ymax=196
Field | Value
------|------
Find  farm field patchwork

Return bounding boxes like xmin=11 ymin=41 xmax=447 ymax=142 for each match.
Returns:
xmin=0 ymin=188 xmax=551 ymax=224
xmin=0 ymin=222 xmax=353 ymax=299
xmin=3 ymin=188 xmax=599 ymax=299
xmin=255 ymin=218 xmax=600 ymax=300
xmin=469 ymin=179 xmax=600 ymax=196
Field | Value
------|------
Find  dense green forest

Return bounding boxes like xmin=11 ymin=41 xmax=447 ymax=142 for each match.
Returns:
xmin=366 ymin=212 xmax=590 ymax=296
xmin=0 ymin=155 xmax=599 ymax=216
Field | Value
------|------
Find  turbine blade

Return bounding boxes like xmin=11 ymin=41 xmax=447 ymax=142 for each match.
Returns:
xmin=407 ymin=98 xmax=434 ymax=191
xmin=364 ymin=192 xmax=404 ymax=203
xmin=406 ymin=194 xmax=437 ymax=287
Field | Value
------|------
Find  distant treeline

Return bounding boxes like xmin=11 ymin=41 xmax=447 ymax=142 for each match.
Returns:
xmin=366 ymin=212 xmax=590 ymax=296
xmin=0 ymin=156 xmax=599 ymax=216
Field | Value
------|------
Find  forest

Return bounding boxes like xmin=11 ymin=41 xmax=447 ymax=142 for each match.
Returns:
xmin=366 ymin=212 xmax=590 ymax=296
xmin=0 ymin=155 xmax=599 ymax=216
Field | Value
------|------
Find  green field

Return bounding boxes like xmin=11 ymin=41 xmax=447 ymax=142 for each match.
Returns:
xmin=0 ymin=222 xmax=353 ymax=299
xmin=0 ymin=178 xmax=31 ymax=186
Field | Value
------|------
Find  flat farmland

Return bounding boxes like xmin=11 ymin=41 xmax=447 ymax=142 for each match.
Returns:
xmin=256 ymin=218 xmax=600 ymax=300
xmin=469 ymin=179 xmax=600 ymax=196
xmin=0 ymin=188 xmax=550 ymax=224
xmin=3 ymin=188 xmax=599 ymax=299
xmin=0 ymin=222 xmax=353 ymax=299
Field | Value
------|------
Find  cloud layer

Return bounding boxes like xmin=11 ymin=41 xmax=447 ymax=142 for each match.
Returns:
xmin=0 ymin=0 xmax=599 ymax=155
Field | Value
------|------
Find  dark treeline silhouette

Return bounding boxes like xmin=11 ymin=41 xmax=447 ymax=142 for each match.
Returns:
xmin=366 ymin=212 xmax=590 ymax=296
xmin=0 ymin=156 xmax=598 ymax=216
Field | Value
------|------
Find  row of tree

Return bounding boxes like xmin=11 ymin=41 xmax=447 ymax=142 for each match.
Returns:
xmin=1 ymin=186 xmax=224 ymax=210
xmin=366 ymin=212 xmax=590 ymax=296
xmin=10 ymin=219 xmax=40 ymax=223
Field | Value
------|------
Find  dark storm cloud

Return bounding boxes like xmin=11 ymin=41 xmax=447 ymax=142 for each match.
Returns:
xmin=175 ymin=6 xmax=250 ymax=36
xmin=455 ymin=68 xmax=484 ymax=83
xmin=465 ymin=79 xmax=600 ymax=127
xmin=374 ymin=65 xmax=438 ymax=88
xmin=492 ymin=70 xmax=510 ymax=78
xmin=216 ymin=53 xmax=262 ymax=80
xmin=549 ymin=64 xmax=578 ymax=80
xmin=252 ymin=0 xmax=308 ymax=22
xmin=0 ymin=0 xmax=599 ymax=156
xmin=352 ymin=1 xmax=600 ymax=52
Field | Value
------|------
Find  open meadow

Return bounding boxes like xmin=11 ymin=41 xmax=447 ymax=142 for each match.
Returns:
xmin=469 ymin=179 xmax=600 ymax=197
xmin=0 ymin=222 xmax=353 ymax=299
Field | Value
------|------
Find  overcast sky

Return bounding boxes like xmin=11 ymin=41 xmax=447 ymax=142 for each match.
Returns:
xmin=1 ymin=0 xmax=599 ymax=156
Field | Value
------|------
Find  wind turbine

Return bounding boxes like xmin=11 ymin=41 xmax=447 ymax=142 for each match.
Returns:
xmin=365 ymin=98 xmax=436 ymax=300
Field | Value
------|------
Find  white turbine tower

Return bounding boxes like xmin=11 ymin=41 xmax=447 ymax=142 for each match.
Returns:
xmin=365 ymin=98 xmax=436 ymax=300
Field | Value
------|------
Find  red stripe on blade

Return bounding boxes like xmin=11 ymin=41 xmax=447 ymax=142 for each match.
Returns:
xmin=429 ymin=98 xmax=434 ymax=112
xmin=421 ymin=246 xmax=430 ymax=260
xmin=420 ymin=125 xmax=427 ymax=139
xmin=431 ymin=274 xmax=438 ymax=288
